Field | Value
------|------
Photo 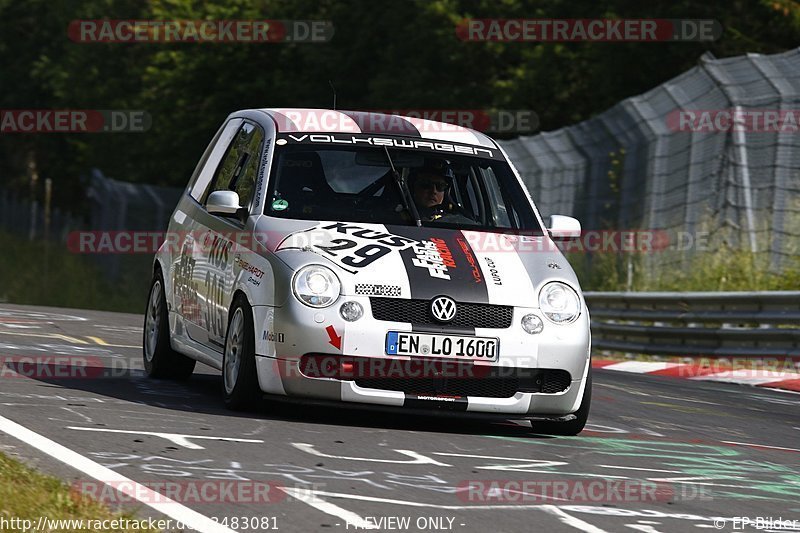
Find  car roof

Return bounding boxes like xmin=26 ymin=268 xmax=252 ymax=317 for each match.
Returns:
xmin=256 ymin=108 xmax=498 ymax=149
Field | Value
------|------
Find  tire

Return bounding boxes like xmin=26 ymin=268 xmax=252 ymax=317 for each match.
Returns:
xmin=530 ymin=366 xmax=592 ymax=436
xmin=143 ymin=270 xmax=196 ymax=380
xmin=222 ymin=295 xmax=262 ymax=410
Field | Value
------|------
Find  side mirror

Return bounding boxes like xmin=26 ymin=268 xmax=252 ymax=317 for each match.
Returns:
xmin=547 ymin=215 xmax=581 ymax=240
xmin=207 ymin=190 xmax=243 ymax=217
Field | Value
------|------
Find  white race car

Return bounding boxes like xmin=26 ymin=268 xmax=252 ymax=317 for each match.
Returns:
xmin=143 ymin=109 xmax=591 ymax=435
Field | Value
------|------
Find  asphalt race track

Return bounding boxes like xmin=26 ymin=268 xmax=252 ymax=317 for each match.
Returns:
xmin=0 ymin=304 xmax=798 ymax=533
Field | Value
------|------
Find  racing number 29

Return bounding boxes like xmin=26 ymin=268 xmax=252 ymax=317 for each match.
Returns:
xmin=315 ymin=238 xmax=390 ymax=268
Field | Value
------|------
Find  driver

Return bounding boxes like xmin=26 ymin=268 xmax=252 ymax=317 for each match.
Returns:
xmin=410 ymin=163 xmax=454 ymax=222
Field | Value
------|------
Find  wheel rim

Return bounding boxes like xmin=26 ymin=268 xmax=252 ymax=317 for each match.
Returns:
xmin=144 ymin=280 xmax=162 ymax=362
xmin=224 ymin=308 xmax=244 ymax=395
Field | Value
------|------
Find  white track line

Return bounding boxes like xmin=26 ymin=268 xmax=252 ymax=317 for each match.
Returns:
xmin=0 ymin=413 xmax=235 ymax=533
xmin=539 ymin=505 xmax=610 ymax=533
xmin=287 ymin=488 xmax=610 ymax=512
xmin=280 ymin=487 xmax=379 ymax=529
xmin=67 ymin=426 xmax=264 ymax=450
xmin=722 ymin=441 xmax=800 ymax=453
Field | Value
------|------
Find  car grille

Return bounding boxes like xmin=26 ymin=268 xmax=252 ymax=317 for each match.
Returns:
xmin=370 ymin=297 xmax=513 ymax=329
xmin=355 ymin=369 xmax=572 ymax=398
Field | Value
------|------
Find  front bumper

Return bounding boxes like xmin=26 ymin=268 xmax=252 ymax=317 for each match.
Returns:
xmin=252 ymin=295 xmax=590 ymax=416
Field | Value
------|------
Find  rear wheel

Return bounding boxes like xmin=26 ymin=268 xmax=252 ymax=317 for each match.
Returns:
xmin=530 ymin=366 xmax=592 ymax=436
xmin=143 ymin=270 xmax=196 ymax=380
xmin=222 ymin=296 xmax=262 ymax=410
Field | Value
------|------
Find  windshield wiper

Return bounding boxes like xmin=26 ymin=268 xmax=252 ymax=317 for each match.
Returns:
xmin=383 ymin=146 xmax=422 ymax=227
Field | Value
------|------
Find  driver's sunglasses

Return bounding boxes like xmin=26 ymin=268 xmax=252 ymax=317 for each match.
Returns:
xmin=418 ymin=180 xmax=448 ymax=192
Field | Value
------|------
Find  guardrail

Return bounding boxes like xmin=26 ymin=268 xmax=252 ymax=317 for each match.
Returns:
xmin=583 ymin=292 xmax=800 ymax=358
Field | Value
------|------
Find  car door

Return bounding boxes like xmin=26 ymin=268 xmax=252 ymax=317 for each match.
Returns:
xmin=194 ymin=121 xmax=265 ymax=351
xmin=173 ymin=118 xmax=243 ymax=348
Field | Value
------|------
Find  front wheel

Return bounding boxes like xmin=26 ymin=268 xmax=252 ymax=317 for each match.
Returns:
xmin=222 ymin=296 xmax=262 ymax=410
xmin=143 ymin=270 xmax=196 ymax=380
xmin=530 ymin=366 xmax=592 ymax=436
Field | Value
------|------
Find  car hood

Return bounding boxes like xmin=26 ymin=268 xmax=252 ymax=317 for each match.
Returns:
xmin=258 ymin=218 xmax=580 ymax=307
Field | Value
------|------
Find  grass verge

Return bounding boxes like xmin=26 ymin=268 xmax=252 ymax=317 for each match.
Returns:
xmin=0 ymin=451 xmax=160 ymax=532
xmin=0 ymin=231 xmax=149 ymax=313
xmin=569 ymin=248 xmax=800 ymax=291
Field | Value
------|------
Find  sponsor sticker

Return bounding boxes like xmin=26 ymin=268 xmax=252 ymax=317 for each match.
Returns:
xmin=484 ymin=257 xmax=502 ymax=286
xmin=262 ymin=331 xmax=285 ymax=343
xmin=276 ymin=222 xmax=417 ymax=273
xmin=355 ymin=283 xmax=402 ymax=297
xmin=411 ymin=239 xmax=452 ymax=280
xmin=278 ymin=133 xmax=500 ymax=159
xmin=456 ymin=237 xmax=483 ymax=283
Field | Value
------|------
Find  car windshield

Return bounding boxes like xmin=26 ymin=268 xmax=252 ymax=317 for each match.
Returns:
xmin=265 ymin=142 xmax=543 ymax=233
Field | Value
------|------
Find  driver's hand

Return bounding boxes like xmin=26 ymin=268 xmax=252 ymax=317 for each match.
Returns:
xmin=428 ymin=207 xmax=446 ymax=221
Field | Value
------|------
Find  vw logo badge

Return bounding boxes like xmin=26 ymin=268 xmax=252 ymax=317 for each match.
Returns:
xmin=430 ymin=296 xmax=457 ymax=322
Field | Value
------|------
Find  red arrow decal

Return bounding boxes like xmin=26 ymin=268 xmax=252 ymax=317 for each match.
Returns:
xmin=325 ymin=325 xmax=342 ymax=350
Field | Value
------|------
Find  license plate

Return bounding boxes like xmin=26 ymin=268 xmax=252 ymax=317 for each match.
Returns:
xmin=385 ymin=331 xmax=499 ymax=361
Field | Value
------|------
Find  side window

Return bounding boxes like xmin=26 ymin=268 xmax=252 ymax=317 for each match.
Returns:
xmin=189 ymin=118 xmax=244 ymax=202
xmin=204 ymin=122 xmax=264 ymax=210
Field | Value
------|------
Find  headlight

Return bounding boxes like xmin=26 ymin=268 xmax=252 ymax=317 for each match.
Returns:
xmin=293 ymin=265 xmax=341 ymax=308
xmin=538 ymin=282 xmax=580 ymax=324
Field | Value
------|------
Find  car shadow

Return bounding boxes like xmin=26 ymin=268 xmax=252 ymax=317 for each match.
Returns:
xmin=12 ymin=360 xmax=558 ymax=439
